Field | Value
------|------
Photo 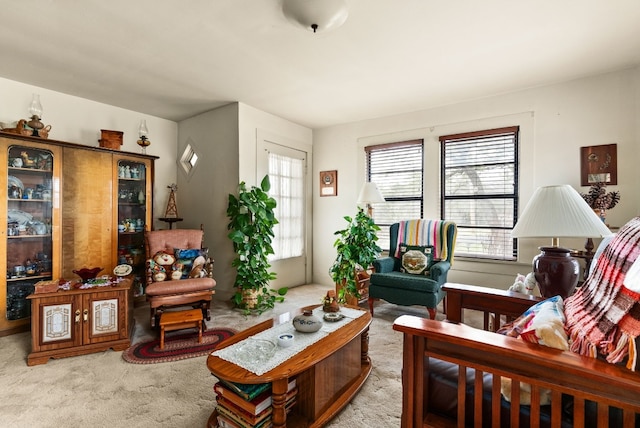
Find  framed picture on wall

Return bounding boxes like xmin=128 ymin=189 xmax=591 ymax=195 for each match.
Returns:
xmin=580 ymin=144 xmax=617 ymax=186
xmin=320 ymin=170 xmax=337 ymax=196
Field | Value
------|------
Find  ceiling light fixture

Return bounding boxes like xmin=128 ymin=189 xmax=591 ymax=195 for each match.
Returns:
xmin=282 ymin=0 xmax=348 ymax=33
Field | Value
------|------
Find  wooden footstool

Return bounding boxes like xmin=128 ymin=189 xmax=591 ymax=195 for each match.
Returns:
xmin=159 ymin=308 xmax=203 ymax=350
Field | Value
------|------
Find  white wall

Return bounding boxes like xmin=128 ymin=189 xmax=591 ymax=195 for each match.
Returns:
xmin=0 ymin=77 xmax=178 ymax=230
xmin=177 ymin=103 xmax=239 ymax=300
xmin=313 ymin=67 xmax=640 ymax=290
xmin=177 ymin=102 xmax=312 ymax=300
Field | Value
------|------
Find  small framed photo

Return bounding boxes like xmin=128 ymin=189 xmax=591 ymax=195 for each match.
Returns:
xmin=320 ymin=170 xmax=337 ymax=197
xmin=580 ymin=144 xmax=617 ymax=186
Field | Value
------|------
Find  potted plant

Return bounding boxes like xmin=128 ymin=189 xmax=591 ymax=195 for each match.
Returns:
xmin=227 ymin=175 xmax=286 ymax=315
xmin=329 ymin=207 xmax=382 ymax=304
xmin=580 ymin=182 xmax=620 ymax=221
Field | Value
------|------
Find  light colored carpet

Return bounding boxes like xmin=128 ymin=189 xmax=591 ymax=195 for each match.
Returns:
xmin=0 ymin=284 xmax=456 ymax=428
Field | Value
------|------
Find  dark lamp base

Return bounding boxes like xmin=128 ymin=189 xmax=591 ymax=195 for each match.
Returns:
xmin=533 ymin=246 xmax=579 ymax=299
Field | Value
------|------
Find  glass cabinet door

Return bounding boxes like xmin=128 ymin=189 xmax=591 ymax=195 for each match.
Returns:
xmin=116 ymin=159 xmax=147 ymax=296
xmin=6 ymin=145 xmax=55 ymax=320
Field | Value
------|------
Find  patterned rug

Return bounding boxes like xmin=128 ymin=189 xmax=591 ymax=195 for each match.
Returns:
xmin=122 ymin=328 xmax=236 ymax=364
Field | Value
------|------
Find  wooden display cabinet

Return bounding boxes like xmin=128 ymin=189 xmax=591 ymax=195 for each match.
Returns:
xmin=27 ymin=277 xmax=134 ymax=366
xmin=1 ymin=132 xmax=157 ymax=336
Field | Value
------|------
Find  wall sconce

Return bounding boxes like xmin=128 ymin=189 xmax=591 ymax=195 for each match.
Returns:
xmin=136 ymin=120 xmax=151 ymax=153
xmin=27 ymin=94 xmax=44 ymax=137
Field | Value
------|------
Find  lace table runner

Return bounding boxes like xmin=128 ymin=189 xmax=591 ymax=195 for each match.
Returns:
xmin=212 ymin=307 xmax=366 ymax=376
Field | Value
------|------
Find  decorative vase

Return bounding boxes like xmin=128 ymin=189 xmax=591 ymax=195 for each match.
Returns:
xmin=293 ymin=309 xmax=322 ymax=333
xmin=533 ymin=247 xmax=580 ymax=299
xmin=593 ymin=208 xmax=606 ymax=223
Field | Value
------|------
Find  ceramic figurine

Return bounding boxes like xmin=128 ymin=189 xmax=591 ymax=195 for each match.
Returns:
xmin=322 ymin=289 xmax=340 ymax=312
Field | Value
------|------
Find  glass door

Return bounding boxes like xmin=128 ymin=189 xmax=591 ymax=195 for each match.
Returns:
xmin=6 ymin=145 xmax=55 ymax=320
xmin=116 ymin=159 xmax=148 ymax=297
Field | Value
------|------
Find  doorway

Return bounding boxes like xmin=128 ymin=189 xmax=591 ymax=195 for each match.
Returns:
xmin=258 ymin=133 xmax=311 ymax=288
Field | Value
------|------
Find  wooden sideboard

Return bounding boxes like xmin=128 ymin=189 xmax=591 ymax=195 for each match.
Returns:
xmin=26 ymin=277 xmax=134 ymax=366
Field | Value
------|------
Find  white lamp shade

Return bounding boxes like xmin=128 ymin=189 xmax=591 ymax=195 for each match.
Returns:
xmin=282 ymin=0 xmax=348 ymax=32
xmin=357 ymin=182 xmax=385 ymax=204
xmin=512 ymin=185 xmax=612 ymax=238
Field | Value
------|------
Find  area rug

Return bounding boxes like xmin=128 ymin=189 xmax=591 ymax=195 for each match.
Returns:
xmin=122 ymin=328 xmax=236 ymax=364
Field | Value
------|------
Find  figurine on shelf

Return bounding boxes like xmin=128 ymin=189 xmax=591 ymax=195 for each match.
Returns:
xmin=20 ymin=151 xmax=37 ymax=168
xmin=124 ymin=165 xmax=131 ymax=178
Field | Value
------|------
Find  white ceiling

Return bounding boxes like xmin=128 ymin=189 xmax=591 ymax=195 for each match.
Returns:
xmin=2 ymin=1 xmax=639 ymax=129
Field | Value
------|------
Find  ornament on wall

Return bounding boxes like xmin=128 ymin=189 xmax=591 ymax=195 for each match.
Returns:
xmin=580 ymin=144 xmax=617 ymax=186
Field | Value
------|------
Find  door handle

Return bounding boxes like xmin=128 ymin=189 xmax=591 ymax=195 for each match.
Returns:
xmin=75 ymin=309 xmax=81 ymax=323
xmin=83 ymin=309 xmax=88 ymax=322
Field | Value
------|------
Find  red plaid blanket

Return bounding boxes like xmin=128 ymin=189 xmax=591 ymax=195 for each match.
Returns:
xmin=565 ymin=216 xmax=640 ymax=370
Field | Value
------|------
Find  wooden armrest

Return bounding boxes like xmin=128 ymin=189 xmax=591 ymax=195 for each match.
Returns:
xmin=443 ymin=282 xmax=542 ymax=330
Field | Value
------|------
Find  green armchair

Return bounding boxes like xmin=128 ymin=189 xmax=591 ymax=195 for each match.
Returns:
xmin=368 ymin=220 xmax=457 ymax=319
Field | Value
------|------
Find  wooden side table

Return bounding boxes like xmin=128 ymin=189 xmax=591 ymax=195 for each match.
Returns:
xmin=159 ymin=308 xmax=203 ymax=349
xmin=158 ymin=217 xmax=183 ymax=230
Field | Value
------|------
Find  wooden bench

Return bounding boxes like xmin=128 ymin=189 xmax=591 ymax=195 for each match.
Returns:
xmin=159 ymin=308 xmax=203 ymax=349
xmin=393 ymin=283 xmax=640 ymax=427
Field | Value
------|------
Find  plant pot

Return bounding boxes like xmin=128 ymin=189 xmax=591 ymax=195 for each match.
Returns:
xmin=241 ymin=289 xmax=259 ymax=309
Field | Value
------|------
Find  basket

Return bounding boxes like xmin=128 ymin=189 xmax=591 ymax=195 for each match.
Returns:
xmin=99 ymin=129 xmax=123 ymax=150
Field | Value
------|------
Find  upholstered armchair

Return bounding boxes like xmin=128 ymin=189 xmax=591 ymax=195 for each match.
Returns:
xmin=368 ymin=220 xmax=457 ymax=319
xmin=144 ymin=229 xmax=216 ymax=327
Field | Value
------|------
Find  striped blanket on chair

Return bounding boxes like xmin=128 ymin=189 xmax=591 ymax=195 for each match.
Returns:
xmin=565 ymin=216 xmax=640 ymax=370
xmin=393 ymin=219 xmax=457 ymax=264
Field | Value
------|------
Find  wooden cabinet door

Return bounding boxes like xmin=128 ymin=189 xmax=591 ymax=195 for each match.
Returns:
xmin=61 ymin=148 xmax=114 ymax=278
xmin=82 ymin=288 xmax=127 ymax=344
xmin=30 ymin=293 xmax=82 ymax=352
xmin=1 ymin=137 xmax=62 ymax=334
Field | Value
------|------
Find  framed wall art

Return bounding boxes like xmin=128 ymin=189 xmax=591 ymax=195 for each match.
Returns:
xmin=319 ymin=170 xmax=337 ymax=197
xmin=580 ymin=144 xmax=617 ymax=186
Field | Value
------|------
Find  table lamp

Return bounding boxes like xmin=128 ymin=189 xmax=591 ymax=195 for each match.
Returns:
xmin=357 ymin=182 xmax=385 ymax=218
xmin=511 ymin=184 xmax=612 ymax=298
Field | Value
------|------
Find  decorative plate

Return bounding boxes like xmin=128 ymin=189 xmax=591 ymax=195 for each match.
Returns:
xmin=323 ymin=312 xmax=345 ymax=322
xmin=8 ymin=175 xmax=24 ymax=191
xmin=8 ymin=209 xmax=33 ymax=225
xmin=235 ymin=339 xmax=277 ymax=364
xmin=113 ymin=264 xmax=133 ymax=276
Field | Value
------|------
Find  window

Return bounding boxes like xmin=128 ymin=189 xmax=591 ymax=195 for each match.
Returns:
xmin=365 ymin=140 xmax=424 ymax=250
xmin=179 ymin=139 xmax=200 ymax=180
xmin=440 ymin=127 xmax=519 ymax=260
xmin=268 ymin=151 xmax=305 ymax=261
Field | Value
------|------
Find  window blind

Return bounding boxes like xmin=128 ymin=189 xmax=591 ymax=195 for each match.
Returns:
xmin=440 ymin=127 xmax=519 ymax=260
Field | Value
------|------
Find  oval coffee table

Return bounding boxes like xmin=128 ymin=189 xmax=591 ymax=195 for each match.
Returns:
xmin=206 ymin=304 xmax=372 ymax=428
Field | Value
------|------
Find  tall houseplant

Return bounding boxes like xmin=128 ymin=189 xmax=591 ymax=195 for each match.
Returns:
xmin=329 ymin=207 xmax=382 ymax=303
xmin=227 ymin=175 xmax=286 ymax=314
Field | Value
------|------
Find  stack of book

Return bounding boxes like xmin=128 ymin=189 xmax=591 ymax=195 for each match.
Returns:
xmin=214 ymin=378 xmax=297 ymax=428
